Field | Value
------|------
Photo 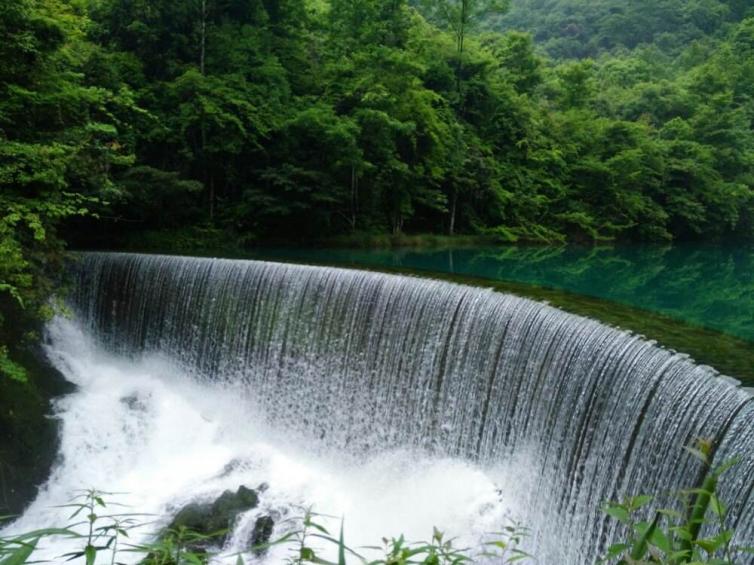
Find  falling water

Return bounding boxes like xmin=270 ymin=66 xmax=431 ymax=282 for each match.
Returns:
xmin=12 ymin=252 xmax=754 ymax=563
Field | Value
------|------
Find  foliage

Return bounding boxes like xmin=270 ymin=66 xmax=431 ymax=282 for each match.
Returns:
xmin=0 ymin=497 xmax=530 ymax=564
xmin=133 ymin=526 xmax=222 ymax=565
xmin=494 ymin=0 xmax=754 ymax=59
xmin=40 ymin=0 xmax=753 ymax=246
xmin=1 ymin=5 xmax=753 ymax=563
xmin=260 ymin=507 xmax=529 ymax=564
xmin=0 ymin=0 xmax=134 ymax=381
xmin=602 ymin=439 xmax=753 ymax=564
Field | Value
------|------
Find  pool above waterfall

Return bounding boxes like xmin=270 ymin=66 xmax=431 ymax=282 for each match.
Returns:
xmin=5 ymin=252 xmax=754 ymax=564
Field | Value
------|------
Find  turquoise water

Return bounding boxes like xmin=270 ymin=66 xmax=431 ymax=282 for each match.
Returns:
xmin=250 ymin=244 xmax=754 ymax=343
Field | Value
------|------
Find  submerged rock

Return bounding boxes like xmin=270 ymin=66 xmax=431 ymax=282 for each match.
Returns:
xmin=120 ymin=392 xmax=150 ymax=412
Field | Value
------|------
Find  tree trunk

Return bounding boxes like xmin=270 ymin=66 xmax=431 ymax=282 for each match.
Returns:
xmin=456 ymin=0 xmax=467 ymax=97
xmin=350 ymin=164 xmax=358 ymax=231
xmin=200 ymin=0 xmax=207 ymax=75
xmin=392 ymin=213 xmax=403 ymax=235
xmin=209 ymin=174 xmax=215 ymax=220
xmin=200 ymin=0 xmax=209 ymax=218
xmin=201 ymin=118 xmax=210 ymax=219
xmin=449 ymin=190 xmax=458 ymax=236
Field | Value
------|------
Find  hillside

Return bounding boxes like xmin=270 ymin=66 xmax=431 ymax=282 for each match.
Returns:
xmin=494 ymin=0 xmax=754 ymax=58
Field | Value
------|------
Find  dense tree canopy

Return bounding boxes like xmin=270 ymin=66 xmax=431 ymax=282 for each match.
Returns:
xmin=1 ymin=0 xmax=754 ymax=378
xmin=0 ymin=0 xmax=136 ymax=378
xmin=494 ymin=0 xmax=754 ymax=59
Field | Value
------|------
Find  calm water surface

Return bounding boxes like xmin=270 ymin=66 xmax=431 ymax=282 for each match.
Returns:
xmin=251 ymin=244 xmax=754 ymax=343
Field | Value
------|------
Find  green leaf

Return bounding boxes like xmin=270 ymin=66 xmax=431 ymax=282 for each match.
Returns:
xmin=605 ymin=543 xmax=629 ymax=558
xmin=649 ymin=526 xmax=671 ymax=553
xmin=630 ymin=513 xmax=660 ymax=561
xmin=710 ymin=495 xmax=726 ymax=517
xmin=0 ymin=538 xmax=38 ymax=565
xmin=85 ymin=544 xmax=96 ymax=565
xmin=338 ymin=519 xmax=347 ymax=565
xmin=629 ymin=495 xmax=653 ymax=510
xmin=605 ymin=505 xmax=631 ymax=524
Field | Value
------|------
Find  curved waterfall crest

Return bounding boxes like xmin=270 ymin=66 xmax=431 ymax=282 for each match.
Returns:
xmin=68 ymin=252 xmax=754 ymax=564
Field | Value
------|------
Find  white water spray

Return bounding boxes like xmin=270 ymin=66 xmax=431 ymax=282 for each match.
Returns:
xmin=6 ymin=316 xmax=516 ymax=564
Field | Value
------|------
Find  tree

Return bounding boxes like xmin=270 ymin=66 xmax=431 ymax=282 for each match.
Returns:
xmin=421 ymin=0 xmax=509 ymax=95
xmin=0 ymin=0 xmax=133 ymax=379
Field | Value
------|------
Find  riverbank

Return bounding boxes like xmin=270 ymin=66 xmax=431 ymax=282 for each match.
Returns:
xmin=109 ymin=227 xmax=511 ymax=254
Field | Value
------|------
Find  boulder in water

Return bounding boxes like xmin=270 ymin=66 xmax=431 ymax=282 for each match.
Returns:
xmin=249 ymin=514 xmax=275 ymax=555
xmin=169 ymin=485 xmax=259 ymax=546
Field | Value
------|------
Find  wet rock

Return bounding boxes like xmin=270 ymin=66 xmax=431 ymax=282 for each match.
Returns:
xmin=250 ymin=515 xmax=275 ymax=555
xmin=169 ymin=485 xmax=259 ymax=547
xmin=0 ymin=343 xmax=73 ymax=515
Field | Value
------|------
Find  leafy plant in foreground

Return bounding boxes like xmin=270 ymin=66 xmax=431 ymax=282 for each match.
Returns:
xmin=368 ymin=527 xmax=474 ymax=564
xmin=255 ymin=507 xmax=354 ymax=565
xmin=130 ymin=525 xmax=225 ymax=565
xmin=259 ymin=507 xmax=530 ymax=565
xmin=0 ymin=515 xmax=78 ymax=565
xmin=4 ymin=498 xmax=515 ymax=565
xmin=602 ymin=439 xmax=752 ymax=564
xmin=55 ymin=489 xmax=146 ymax=565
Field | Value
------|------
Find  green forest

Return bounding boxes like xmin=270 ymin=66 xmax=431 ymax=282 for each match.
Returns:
xmin=495 ymin=0 xmax=754 ymax=58
xmin=2 ymin=0 xmax=754 ymax=379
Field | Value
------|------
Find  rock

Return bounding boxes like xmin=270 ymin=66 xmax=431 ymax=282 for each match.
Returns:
xmin=209 ymin=485 xmax=258 ymax=530
xmin=169 ymin=485 xmax=259 ymax=547
xmin=250 ymin=515 xmax=275 ymax=555
xmin=0 ymin=343 xmax=73 ymax=515
xmin=170 ymin=503 xmax=211 ymax=533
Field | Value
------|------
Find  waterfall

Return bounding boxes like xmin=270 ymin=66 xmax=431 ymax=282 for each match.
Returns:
xmin=57 ymin=252 xmax=754 ymax=563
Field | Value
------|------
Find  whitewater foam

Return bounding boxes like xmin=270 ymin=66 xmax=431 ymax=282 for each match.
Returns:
xmin=5 ymin=316 xmax=516 ymax=564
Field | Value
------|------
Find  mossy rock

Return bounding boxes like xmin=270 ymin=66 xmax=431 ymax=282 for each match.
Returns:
xmin=169 ymin=485 xmax=259 ymax=545
xmin=0 ymin=342 xmax=73 ymax=514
